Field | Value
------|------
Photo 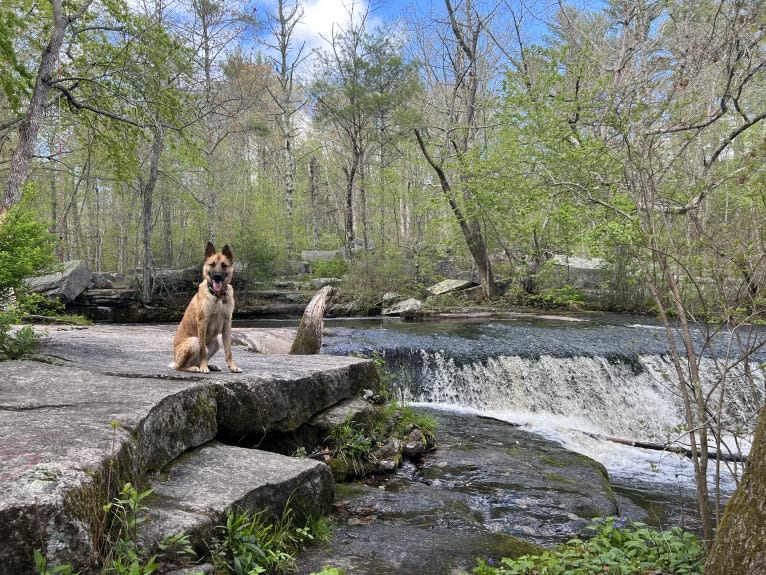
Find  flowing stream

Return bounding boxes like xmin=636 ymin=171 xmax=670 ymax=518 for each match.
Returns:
xmin=319 ymin=313 xmax=765 ymax=499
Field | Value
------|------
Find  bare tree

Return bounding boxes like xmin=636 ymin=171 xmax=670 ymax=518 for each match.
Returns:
xmin=413 ymin=0 xmax=500 ymax=298
xmin=263 ymin=0 xmax=309 ymax=258
xmin=183 ymin=0 xmax=256 ymax=246
xmin=549 ymin=0 xmax=766 ymax=544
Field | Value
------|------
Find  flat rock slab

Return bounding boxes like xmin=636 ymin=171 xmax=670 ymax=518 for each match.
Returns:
xmin=294 ymin=409 xmax=617 ymax=575
xmin=142 ymin=441 xmax=335 ymax=554
xmin=0 ymin=324 xmax=375 ymax=574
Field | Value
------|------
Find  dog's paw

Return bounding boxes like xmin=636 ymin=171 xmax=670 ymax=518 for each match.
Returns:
xmin=199 ymin=365 xmax=210 ymax=373
xmin=229 ymin=364 xmax=242 ymax=373
xmin=186 ymin=366 xmax=201 ymax=373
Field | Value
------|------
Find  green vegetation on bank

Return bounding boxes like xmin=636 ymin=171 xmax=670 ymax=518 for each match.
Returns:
xmin=472 ymin=516 xmax=704 ymax=575
xmin=36 ymin=482 xmax=333 ymax=575
xmin=0 ymin=202 xmax=58 ymax=359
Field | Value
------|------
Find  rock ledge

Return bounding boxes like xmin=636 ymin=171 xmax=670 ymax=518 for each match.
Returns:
xmin=0 ymin=325 xmax=377 ymax=573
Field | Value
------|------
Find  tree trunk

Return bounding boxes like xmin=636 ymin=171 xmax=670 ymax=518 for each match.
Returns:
xmin=706 ymin=406 xmax=766 ymax=575
xmin=309 ymin=155 xmax=319 ymax=249
xmin=284 ymin=137 xmax=296 ymax=256
xmin=343 ymin=153 xmax=358 ymax=257
xmin=289 ymin=285 xmax=337 ymax=354
xmin=3 ymin=0 xmax=68 ymax=213
xmin=415 ymin=129 xmax=497 ymax=298
xmin=3 ymin=0 xmax=94 ymax=213
xmin=161 ymin=187 xmax=173 ymax=267
xmin=359 ymin=149 xmax=368 ymax=250
xmin=141 ymin=129 xmax=165 ymax=304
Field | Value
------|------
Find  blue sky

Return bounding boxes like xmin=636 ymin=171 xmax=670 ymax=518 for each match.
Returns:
xmin=249 ymin=0 xmax=604 ymax=58
xmin=252 ymin=0 xmax=397 ymax=53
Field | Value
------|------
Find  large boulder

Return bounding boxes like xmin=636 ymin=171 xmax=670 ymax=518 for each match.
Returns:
xmin=25 ymin=260 xmax=91 ymax=303
xmin=1 ymin=325 xmax=379 ymax=573
xmin=427 ymin=279 xmax=476 ymax=296
xmin=302 ymin=250 xmax=344 ymax=261
xmin=140 ymin=442 xmax=335 ymax=556
xmin=549 ymin=255 xmax=605 ymax=290
xmin=382 ymin=297 xmax=424 ymax=317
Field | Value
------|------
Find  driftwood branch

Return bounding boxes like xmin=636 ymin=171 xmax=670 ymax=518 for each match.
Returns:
xmin=289 ymin=285 xmax=337 ymax=354
xmin=585 ymin=432 xmax=747 ymax=463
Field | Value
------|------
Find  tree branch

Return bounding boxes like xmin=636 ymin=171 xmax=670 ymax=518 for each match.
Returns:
xmin=53 ymin=84 xmax=149 ymax=129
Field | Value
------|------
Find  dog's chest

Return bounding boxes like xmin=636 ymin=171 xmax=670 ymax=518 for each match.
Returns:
xmin=202 ymin=295 xmax=231 ymax=334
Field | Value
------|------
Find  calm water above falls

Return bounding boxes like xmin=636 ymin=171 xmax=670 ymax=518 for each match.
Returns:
xmin=319 ymin=314 xmax=766 ymax=494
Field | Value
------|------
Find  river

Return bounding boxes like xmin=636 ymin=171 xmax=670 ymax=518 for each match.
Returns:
xmin=315 ymin=312 xmax=765 ymax=500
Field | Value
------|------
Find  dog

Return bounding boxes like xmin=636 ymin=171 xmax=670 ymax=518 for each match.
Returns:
xmin=171 ymin=242 xmax=241 ymax=373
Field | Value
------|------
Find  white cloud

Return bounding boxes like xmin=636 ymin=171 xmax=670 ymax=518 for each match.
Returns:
xmin=258 ymin=0 xmax=383 ymax=52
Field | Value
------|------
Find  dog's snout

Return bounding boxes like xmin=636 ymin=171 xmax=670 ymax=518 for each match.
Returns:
xmin=213 ymin=272 xmax=224 ymax=282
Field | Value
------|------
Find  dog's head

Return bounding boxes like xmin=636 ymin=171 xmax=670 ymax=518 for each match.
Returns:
xmin=203 ymin=242 xmax=234 ymax=296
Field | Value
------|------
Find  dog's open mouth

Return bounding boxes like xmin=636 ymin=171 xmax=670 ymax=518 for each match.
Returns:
xmin=212 ymin=279 xmax=223 ymax=294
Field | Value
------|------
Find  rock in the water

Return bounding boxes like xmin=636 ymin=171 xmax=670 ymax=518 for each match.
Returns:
xmin=382 ymin=297 xmax=423 ymax=317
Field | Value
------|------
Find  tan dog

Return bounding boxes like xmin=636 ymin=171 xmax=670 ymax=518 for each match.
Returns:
xmin=171 ymin=242 xmax=241 ymax=373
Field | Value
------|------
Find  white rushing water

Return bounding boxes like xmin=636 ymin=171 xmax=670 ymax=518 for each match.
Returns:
xmin=395 ymin=351 xmax=762 ymax=494
xmin=320 ymin=316 xmax=764 ymax=498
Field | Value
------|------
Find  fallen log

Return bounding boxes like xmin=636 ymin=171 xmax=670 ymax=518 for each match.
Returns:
xmin=585 ymin=432 xmax=748 ymax=464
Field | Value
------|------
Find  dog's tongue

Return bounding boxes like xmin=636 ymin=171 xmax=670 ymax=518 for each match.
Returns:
xmin=213 ymin=280 xmax=223 ymax=293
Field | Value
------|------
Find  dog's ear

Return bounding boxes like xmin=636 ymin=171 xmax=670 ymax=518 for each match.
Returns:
xmin=204 ymin=242 xmax=216 ymax=259
xmin=222 ymin=244 xmax=234 ymax=262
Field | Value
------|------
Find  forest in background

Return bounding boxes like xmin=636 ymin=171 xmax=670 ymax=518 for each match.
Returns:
xmin=2 ymin=2 xmax=766 ymax=567
xmin=1 ymin=0 xmax=763 ymax=315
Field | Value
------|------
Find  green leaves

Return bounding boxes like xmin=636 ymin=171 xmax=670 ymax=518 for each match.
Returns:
xmin=211 ymin=507 xmax=330 ymax=575
xmin=473 ymin=516 xmax=704 ymax=575
xmin=0 ymin=201 xmax=57 ymax=291
xmin=0 ymin=0 xmax=35 ymax=111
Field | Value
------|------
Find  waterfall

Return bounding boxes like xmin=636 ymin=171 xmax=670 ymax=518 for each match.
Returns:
xmin=386 ymin=349 xmax=763 ymax=489
xmin=321 ymin=317 xmax=765 ymax=490
xmin=390 ymin=351 xmax=762 ymax=443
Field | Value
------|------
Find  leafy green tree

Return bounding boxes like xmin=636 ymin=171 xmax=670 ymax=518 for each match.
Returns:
xmin=311 ymin=9 xmax=418 ymax=257
xmin=513 ymin=0 xmax=766 ymax=545
xmin=0 ymin=198 xmax=57 ymax=359
xmin=413 ymin=0 xmax=502 ymax=298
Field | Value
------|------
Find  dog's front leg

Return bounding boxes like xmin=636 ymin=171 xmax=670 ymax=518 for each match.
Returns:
xmin=197 ymin=318 xmax=210 ymax=373
xmin=222 ymin=319 xmax=241 ymax=373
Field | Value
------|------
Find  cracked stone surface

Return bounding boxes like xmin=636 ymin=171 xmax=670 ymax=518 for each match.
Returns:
xmin=0 ymin=324 xmax=376 ymax=574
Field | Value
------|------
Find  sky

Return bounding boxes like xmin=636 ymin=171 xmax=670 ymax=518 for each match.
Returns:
xmin=249 ymin=0 xmax=603 ymax=55
xmin=252 ymin=0 xmax=410 ymax=52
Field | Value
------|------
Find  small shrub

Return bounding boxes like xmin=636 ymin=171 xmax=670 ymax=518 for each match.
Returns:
xmin=33 ymin=550 xmax=78 ymax=575
xmin=103 ymin=483 xmax=160 ymax=575
xmin=236 ymin=228 xmax=277 ymax=282
xmin=210 ymin=506 xmax=333 ymax=575
xmin=530 ymin=285 xmax=585 ymax=310
xmin=472 ymin=516 xmax=704 ymax=575
xmin=310 ymin=256 xmax=349 ymax=279
xmin=310 ymin=568 xmax=344 ymax=575
xmin=0 ymin=202 xmax=58 ymax=291
xmin=0 ymin=319 xmax=42 ymax=360
xmin=0 ymin=203 xmax=58 ymax=360
xmin=326 ymin=416 xmax=373 ymax=470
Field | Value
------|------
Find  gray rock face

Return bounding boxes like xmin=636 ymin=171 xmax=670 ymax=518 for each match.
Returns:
xmin=301 ymin=250 xmax=344 ymax=261
xmin=0 ymin=325 xmax=377 ymax=574
xmin=295 ymin=409 xmax=618 ymax=575
xmin=550 ymin=255 xmax=605 ymax=290
xmin=141 ymin=442 xmax=334 ymax=555
xmin=382 ymin=297 xmax=424 ymax=317
xmin=25 ymin=260 xmax=92 ymax=302
xmin=427 ymin=278 xmax=476 ymax=296
xmin=309 ymin=397 xmax=378 ymax=433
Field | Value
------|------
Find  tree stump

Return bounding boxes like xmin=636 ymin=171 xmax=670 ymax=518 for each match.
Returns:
xmin=289 ymin=285 xmax=337 ymax=355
